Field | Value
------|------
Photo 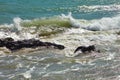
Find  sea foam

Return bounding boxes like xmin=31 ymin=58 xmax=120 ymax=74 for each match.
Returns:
xmin=0 ymin=13 xmax=120 ymax=40
xmin=60 ymin=12 xmax=120 ymax=31
xmin=0 ymin=17 xmax=38 ymax=40
xmin=78 ymin=4 xmax=120 ymax=12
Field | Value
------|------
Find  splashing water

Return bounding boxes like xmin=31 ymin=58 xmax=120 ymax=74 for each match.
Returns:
xmin=0 ymin=0 xmax=120 ymax=79
xmin=13 ymin=17 xmax=22 ymax=31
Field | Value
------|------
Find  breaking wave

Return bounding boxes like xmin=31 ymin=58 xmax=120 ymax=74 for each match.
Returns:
xmin=0 ymin=12 xmax=120 ymax=39
xmin=78 ymin=4 xmax=120 ymax=12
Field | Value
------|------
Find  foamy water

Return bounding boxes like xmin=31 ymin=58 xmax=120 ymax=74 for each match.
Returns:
xmin=0 ymin=15 xmax=120 ymax=79
xmin=0 ymin=0 xmax=120 ymax=79
xmin=78 ymin=4 xmax=120 ymax=12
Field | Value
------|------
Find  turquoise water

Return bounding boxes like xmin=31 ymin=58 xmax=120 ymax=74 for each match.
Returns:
xmin=0 ymin=0 xmax=120 ymax=24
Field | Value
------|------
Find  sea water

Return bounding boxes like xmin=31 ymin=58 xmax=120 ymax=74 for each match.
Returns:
xmin=0 ymin=0 xmax=120 ymax=23
xmin=0 ymin=0 xmax=120 ymax=80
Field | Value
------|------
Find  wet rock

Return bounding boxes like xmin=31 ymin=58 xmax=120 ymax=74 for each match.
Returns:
xmin=74 ymin=45 xmax=96 ymax=53
xmin=53 ymin=44 xmax=65 ymax=50
xmin=44 ymin=42 xmax=65 ymax=50
xmin=5 ymin=41 xmax=22 ymax=51
xmin=0 ymin=39 xmax=5 ymax=47
xmin=3 ymin=37 xmax=14 ymax=42
xmin=0 ymin=37 xmax=14 ymax=47
xmin=0 ymin=37 xmax=65 ymax=51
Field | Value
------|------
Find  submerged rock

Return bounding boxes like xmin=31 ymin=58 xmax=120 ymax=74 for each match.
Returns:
xmin=73 ymin=45 xmax=100 ymax=57
xmin=0 ymin=37 xmax=65 ymax=51
xmin=74 ymin=45 xmax=96 ymax=53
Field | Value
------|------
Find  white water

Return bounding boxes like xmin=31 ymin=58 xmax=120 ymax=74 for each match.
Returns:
xmin=0 ymin=13 xmax=120 ymax=39
xmin=78 ymin=4 xmax=120 ymax=12
xmin=60 ymin=12 xmax=120 ymax=31
xmin=0 ymin=2 xmax=120 ymax=80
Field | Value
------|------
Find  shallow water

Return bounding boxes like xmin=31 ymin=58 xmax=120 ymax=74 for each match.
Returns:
xmin=0 ymin=47 xmax=120 ymax=80
xmin=0 ymin=0 xmax=120 ymax=80
xmin=0 ymin=28 xmax=120 ymax=80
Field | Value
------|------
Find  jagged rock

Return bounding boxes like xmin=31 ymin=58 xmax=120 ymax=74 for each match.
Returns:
xmin=0 ymin=37 xmax=65 ymax=51
xmin=74 ymin=45 xmax=96 ymax=53
xmin=0 ymin=37 xmax=14 ymax=47
xmin=0 ymin=39 xmax=4 ymax=47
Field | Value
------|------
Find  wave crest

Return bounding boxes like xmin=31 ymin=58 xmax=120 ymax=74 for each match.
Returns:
xmin=78 ymin=4 xmax=120 ymax=12
xmin=0 ymin=13 xmax=120 ymax=39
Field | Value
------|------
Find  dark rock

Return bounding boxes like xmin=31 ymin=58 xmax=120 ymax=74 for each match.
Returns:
xmin=0 ymin=37 xmax=65 ymax=51
xmin=3 ymin=37 xmax=14 ymax=42
xmin=44 ymin=42 xmax=65 ymax=50
xmin=21 ymin=39 xmax=46 ymax=48
xmin=53 ymin=44 xmax=65 ymax=50
xmin=74 ymin=45 xmax=96 ymax=53
xmin=5 ymin=41 xmax=22 ymax=51
xmin=0 ymin=39 xmax=4 ymax=47
xmin=0 ymin=37 xmax=14 ymax=47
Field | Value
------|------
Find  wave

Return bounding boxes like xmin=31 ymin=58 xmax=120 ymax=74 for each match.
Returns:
xmin=78 ymin=4 xmax=120 ymax=12
xmin=60 ymin=12 xmax=120 ymax=31
xmin=1 ymin=14 xmax=120 ymax=32
xmin=85 ymin=15 xmax=120 ymax=31
xmin=0 ymin=12 xmax=120 ymax=39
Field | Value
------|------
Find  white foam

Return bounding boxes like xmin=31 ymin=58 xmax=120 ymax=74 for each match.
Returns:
xmin=116 ymin=75 xmax=120 ymax=80
xmin=0 ymin=31 xmax=20 ymax=40
xmin=104 ymin=53 xmax=115 ymax=60
xmin=16 ymin=63 xmax=23 ymax=69
xmin=60 ymin=12 xmax=83 ymax=28
xmin=43 ymin=64 xmax=52 ymax=70
xmin=78 ymin=4 xmax=120 ymax=12
xmin=65 ymin=49 xmax=82 ymax=57
xmin=19 ymin=32 xmax=38 ymax=40
xmin=11 ymin=17 xmax=22 ymax=32
xmin=0 ymin=17 xmax=37 ymax=40
xmin=22 ymin=66 xmax=35 ymax=79
xmin=60 ymin=12 xmax=120 ymax=31
xmin=43 ymin=69 xmax=70 ymax=77
xmin=22 ymin=71 xmax=31 ymax=79
xmin=0 ymin=51 xmax=7 ymax=57
xmin=88 ymin=34 xmax=117 ymax=42
xmin=66 ymin=28 xmax=88 ymax=34
xmin=86 ymin=16 xmax=120 ymax=31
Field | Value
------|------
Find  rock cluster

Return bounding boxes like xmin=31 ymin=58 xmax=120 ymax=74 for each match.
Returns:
xmin=0 ymin=37 xmax=65 ymax=51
